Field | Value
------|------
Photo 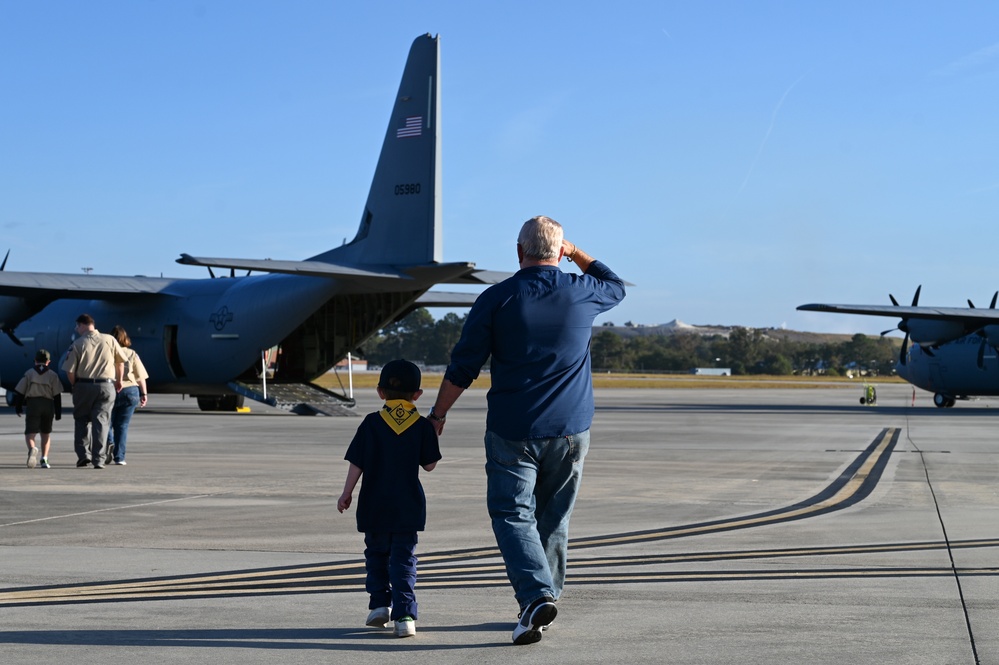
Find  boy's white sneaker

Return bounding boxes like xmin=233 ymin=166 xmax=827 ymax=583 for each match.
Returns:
xmin=394 ymin=617 xmax=416 ymax=638
xmin=365 ymin=607 xmax=391 ymax=628
xmin=27 ymin=448 xmax=38 ymax=469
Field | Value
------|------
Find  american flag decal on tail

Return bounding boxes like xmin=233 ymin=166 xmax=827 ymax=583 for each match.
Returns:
xmin=396 ymin=116 xmax=422 ymax=138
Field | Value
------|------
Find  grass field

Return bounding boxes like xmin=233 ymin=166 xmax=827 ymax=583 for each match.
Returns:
xmin=315 ymin=372 xmax=906 ymax=391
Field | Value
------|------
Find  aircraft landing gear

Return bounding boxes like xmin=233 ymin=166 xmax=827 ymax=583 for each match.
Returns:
xmin=933 ymin=392 xmax=956 ymax=408
xmin=195 ymin=394 xmax=246 ymax=412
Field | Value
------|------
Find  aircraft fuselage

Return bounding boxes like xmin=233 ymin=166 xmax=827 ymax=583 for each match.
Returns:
xmin=0 ymin=273 xmax=345 ymax=394
xmin=897 ymin=334 xmax=999 ymax=401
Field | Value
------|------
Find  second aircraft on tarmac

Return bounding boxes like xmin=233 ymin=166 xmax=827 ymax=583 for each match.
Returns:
xmin=799 ymin=287 xmax=999 ymax=407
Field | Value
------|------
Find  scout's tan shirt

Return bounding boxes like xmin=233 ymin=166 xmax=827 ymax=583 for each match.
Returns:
xmin=120 ymin=347 xmax=149 ymax=390
xmin=14 ymin=366 xmax=63 ymax=399
xmin=62 ymin=330 xmax=126 ymax=381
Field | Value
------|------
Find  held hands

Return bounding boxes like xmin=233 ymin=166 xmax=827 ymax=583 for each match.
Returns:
xmin=427 ymin=406 xmax=446 ymax=435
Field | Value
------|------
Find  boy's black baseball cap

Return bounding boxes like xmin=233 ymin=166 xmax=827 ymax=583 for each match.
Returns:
xmin=378 ymin=359 xmax=421 ymax=393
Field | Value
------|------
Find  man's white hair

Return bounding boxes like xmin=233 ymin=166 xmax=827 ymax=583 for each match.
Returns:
xmin=517 ymin=216 xmax=564 ymax=260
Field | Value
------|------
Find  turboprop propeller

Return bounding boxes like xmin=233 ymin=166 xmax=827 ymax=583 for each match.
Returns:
xmin=880 ymin=286 xmax=923 ymax=366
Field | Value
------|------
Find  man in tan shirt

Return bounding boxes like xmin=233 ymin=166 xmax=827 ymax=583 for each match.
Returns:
xmin=61 ymin=314 xmax=125 ymax=469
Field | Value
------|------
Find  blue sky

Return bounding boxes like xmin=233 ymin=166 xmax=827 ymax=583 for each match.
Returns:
xmin=3 ymin=1 xmax=999 ymax=337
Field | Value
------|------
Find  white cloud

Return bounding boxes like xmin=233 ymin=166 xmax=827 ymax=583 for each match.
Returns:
xmin=932 ymin=42 xmax=999 ymax=77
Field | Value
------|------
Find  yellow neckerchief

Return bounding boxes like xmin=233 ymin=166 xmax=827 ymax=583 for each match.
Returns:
xmin=379 ymin=400 xmax=420 ymax=435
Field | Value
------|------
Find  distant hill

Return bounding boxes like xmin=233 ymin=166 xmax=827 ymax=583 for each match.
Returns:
xmin=594 ymin=319 xmax=886 ymax=346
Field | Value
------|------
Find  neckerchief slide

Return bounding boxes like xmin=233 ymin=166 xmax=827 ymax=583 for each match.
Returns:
xmin=379 ymin=400 xmax=420 ymax=435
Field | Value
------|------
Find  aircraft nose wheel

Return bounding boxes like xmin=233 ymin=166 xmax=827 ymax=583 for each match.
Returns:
xmin=933 ymin=393 xmax=956 ymax=408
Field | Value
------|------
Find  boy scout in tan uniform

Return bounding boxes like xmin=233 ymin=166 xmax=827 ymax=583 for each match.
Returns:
xmin=13 ymin=349 xmax=64 ymax=469
xmin=61 ymin=314 xmax=125 ymax=469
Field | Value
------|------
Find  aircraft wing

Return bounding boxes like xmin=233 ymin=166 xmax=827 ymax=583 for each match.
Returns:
xmin=415 ymin=291 xmax=480 ymax=307
xmin=176 ymin=253 xmax=512 ymax=285
xmin=442 ymin=269 xmax=511 ymax=285
xmin=0 ymin=271 xmax=180 ymax=331
xmin=0 ymin=271 xmax=177 ymax=296
xmin=176 ymin=254 xmax=409 ymax=280
xmin=797 ymin=303 xmax=999 ymax=324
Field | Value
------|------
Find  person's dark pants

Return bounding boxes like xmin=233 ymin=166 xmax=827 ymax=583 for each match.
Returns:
xmin=24 ymin=397 xmax=55 ymax=434
xmin=72 ymin=382 xmax=115 ymax=464
xmin=364 ymin=531 xmax=419 ymax=621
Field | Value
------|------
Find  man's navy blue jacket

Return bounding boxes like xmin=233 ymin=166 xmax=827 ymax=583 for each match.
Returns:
xmin=445 ymin=261 xmax=625 ymax=440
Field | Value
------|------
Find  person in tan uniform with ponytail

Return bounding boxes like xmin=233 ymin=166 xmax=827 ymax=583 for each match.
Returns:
xmin=105 ymin=325 xmax=149 ymax=465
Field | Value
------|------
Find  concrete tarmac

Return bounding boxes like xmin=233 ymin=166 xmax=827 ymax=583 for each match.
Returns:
xmin=1 ymin=384 xmax=997 ymax=664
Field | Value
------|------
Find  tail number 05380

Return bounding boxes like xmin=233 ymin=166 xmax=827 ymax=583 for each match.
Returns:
xmin=394 ymin=183 xmax=421 ymax=195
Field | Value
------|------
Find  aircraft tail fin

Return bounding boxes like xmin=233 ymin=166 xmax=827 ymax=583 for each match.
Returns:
xmin=311 ymin=34 xmax=442 ymax=268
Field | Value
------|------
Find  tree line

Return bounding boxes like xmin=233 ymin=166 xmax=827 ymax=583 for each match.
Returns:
xmin=361 ymin=309 xmax=900 ymax=376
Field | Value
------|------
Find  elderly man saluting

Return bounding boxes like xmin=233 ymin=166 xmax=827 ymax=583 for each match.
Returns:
xmin=428 ymin=216 xmax=625 ymax=645
xmin=62 ymin=313 xmax=126 ymax=469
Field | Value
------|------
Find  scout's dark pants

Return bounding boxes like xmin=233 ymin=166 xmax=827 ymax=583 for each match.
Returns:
xmin=364 ymin=531 xmax=418 ymax=621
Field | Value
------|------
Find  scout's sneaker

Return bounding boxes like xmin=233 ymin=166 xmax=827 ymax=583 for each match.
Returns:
xmin=40 ymin=458 xmax=50 ymax=469
xmin=512 ymin=597 xmax=557 ymax=645
xmin=365 ymin=607 xmax=391 ymax=628
xmin=27 ymin=448 xmax=38 ymax=469
xmin=394 ymin=617 xmax=416 ymax=638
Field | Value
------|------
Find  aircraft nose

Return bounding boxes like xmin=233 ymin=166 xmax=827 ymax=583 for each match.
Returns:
xmin=894 ymin=359 xmax=909 ymax=380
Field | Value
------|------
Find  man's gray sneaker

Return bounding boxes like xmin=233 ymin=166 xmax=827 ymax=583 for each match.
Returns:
xmin=27 ymin=448 xmax=38 ymax=469
xmin=512 ymin=598 xmax=557 ymax=645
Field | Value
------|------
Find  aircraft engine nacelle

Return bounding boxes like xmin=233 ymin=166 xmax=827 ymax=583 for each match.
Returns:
xmin=905 ymin=319 xmax=967 ymax=347
xmin=0 ymin=296 xmax=32 ymax=330
xmin=983 ymin=325 xmax=999 ymax=348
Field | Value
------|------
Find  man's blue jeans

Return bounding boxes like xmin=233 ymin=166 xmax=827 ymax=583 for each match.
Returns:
xmin=484 ymin=429 xmax=589 ymax=611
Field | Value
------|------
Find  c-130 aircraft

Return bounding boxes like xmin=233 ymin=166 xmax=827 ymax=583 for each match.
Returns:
xmin=0 ymin=34 xmax=498 ymax=413
xmin=799 ymin=286 xmax=999 ymax=407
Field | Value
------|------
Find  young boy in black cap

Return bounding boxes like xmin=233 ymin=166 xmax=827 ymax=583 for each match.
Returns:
xmin=337 ymin=359 xmax=441 ymax=638
xmin=13 ymin=349 xmax=64 ymax=469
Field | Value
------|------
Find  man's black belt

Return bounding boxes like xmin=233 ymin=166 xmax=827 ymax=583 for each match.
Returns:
xmin=76 ymin=378 xmax=114 ymax=383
